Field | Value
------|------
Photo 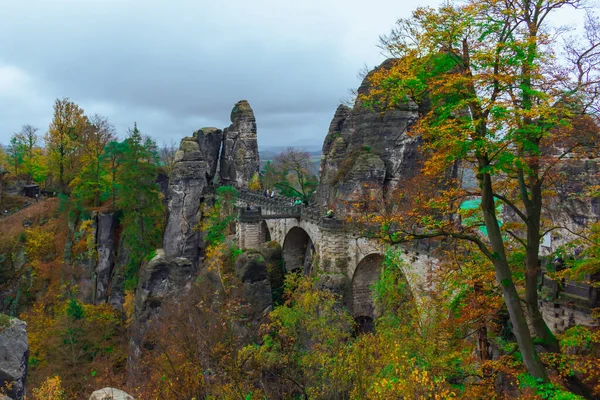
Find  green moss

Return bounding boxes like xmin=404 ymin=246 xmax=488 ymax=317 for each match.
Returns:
xmin=0 ymin=313 xmax=14 ymax=332
xmin=264 ymin=240 xmax=281 ymax=250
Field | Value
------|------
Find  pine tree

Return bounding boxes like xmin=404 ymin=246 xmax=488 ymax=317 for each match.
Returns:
xmin=116 ymin=123 xmax=164 ymax=290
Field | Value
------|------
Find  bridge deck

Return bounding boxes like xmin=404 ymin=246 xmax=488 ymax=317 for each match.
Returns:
xmin=237 ymin=188 xmax=325 ymax=223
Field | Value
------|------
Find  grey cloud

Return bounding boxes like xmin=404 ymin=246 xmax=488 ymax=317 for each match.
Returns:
xmin=0 ymin=0 xmax=443 ymax=147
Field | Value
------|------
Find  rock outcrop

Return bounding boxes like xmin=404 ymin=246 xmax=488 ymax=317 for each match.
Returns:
xmin=108 ymin=234 xmax=129 ymax=310
xmin=220 ymin=100 xmax=260 ymax=188
xmin=128 ymin=250 xmax=195 ymax=382
xmin=234 ymin=251 xmax=273 ymax=322
xmin=89 ymin=387 xmax=134 ymax=400
xmin=0 ymin=316 xmax=28 ymax=400
xmin=94 ymin=213 xmax=117 ymax=304
xmin=315 ymin=60 xmax=421 ymax=216
xmin=163 ymin=128 xmax=222 ymax=262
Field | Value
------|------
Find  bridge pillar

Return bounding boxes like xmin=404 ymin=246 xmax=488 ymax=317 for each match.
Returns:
xmin=237 ymin=207 xmax=264 ymax=250
xmin=319 ymin=218 xmax=349 ymax=274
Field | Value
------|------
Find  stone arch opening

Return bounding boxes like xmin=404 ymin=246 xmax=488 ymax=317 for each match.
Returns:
xmin=260 ymin=221 xmax=271 ymax=243
xmin=351 ymin=253 xmax=384 ymax=332
xmin=282 ymin=227 xmax=314 ymax=274
xmin=354 ymin=316 xmax=375 ymax=335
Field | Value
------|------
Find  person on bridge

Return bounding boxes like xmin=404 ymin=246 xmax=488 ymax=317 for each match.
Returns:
xmin=270 ymin=191 xmax=274 ymax=198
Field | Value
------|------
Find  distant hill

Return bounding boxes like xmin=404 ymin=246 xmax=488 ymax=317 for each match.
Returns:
xmin=258 ymin=144 xmax=322 ymax=175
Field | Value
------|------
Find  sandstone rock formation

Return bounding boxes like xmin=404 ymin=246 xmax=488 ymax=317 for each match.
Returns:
xmin=0 ymin=316 xmax=28 ymax=400
xmin=315 ymin=60 xmax=421 ymax=217
xmin=163 ymin=128 xmax=222 ymax=262
xmin=108 ymin=234 xmax=129 ymax=309
xmin=220 ymin=100 xmax=260 ymax=188
xmin=89 ymin=387 xmax=134 ymax=400
xmin=234 ymin=251 xmax=273 ymax=321
xmin=94 ymin=213 xmax=117 ymax=304
xmin=128 ymin=250 xmax=194 ymax=381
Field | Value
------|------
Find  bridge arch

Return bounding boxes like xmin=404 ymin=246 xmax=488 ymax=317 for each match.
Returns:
xmin=351 ymin=253 xmax=384 ymax=329
xmin=260 ymin=220 xmax=271 ymax=243
xmin=282 ymin=226 xmax=315 ymax=274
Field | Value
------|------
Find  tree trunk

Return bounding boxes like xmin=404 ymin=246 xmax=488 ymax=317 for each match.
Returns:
xmin=525 ymin=184 xmax=559 ymax=352
xmin=474 ymin=283 xmax=490 ymax=361
xmin=479 ymin=166 xmax=548 ymax=380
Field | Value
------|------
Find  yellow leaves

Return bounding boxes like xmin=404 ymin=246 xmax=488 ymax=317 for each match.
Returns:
xmin=248 ymin=172 xmax=262 ymax=191
xmin=123 ymin=289 xmax=135 ymax=327
xmin=31 ymin=375 xmax=66 ymax=400
xmin=25 ymin=227 xmax=55 ymax=263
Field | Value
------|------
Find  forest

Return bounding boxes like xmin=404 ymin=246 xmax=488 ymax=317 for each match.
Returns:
xmin=1 ymin=0 xmax=600 ymax=399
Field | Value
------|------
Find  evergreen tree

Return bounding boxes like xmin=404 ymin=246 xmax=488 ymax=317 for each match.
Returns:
xmin=116 ymin=123 xmax=164 ymax=290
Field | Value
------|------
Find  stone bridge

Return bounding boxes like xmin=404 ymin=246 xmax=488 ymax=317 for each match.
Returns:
xmin=235 ymin=189 xmax=437 ymax=324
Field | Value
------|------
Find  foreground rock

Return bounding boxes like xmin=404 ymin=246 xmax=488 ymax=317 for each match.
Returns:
xmin=89 ymin=387 xmax=134 ymax=400
xmin=0 ymin=316 xmax=28 ymax=400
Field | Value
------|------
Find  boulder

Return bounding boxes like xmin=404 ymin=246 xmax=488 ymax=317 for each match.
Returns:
xmin=89 ymin=387 xmax=134 ymax=400
xmin=0 ymin=316 xmax=28 ymax=400
xmin=220 ymin=100 xmax=260 ymax=188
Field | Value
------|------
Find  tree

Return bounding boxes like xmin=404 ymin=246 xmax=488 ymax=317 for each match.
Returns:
xmin=46 ymin=98 xmax=87 ymax=193
xmin=70 ymin=115 xmax=115 ymax=207
xmin=243 ymin=274 xmax=355 ymax=399
xmin=266 ymin=148 xmax=318 ymax=202
xmin=0 ymin=165 xmax=7 ymax=211
xmin=6 ymin=133 xmax=26 ymax=176
xmin=248 ymin=172 xmax=262 ymax=191
xmin=103 ymin=140 xmax=126 ymax=207
xmin=158 ymin=139 xmax=177 ymax=177
xmin=360 ymin=0 xmax=600 ymax=380
xmin=15 ymin=124 xmax=39 ymax=183
xmin=116 ymin=123 xmax=164 ymax=290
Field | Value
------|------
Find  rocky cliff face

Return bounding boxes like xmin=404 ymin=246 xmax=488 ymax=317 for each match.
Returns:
xmin=129 ymin=101 xmax=263 ymax=381
xmin=220 ymin=100 xmax=260 ymax=188
xmin=545 ymin=159 xmax=600 ymax=250
xmin=94 ymin=213 xmax=117 ymax=304
xmin=315 ymin=61 xmax=421 ymax=216
xmin=0 ymin=316 xmax=28 ymax=400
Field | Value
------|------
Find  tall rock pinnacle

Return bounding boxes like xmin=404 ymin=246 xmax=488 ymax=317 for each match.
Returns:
xmin=220 ymin=100 xmax=260 ymax=188
xmin=163 ymin=127 xmax=223 ymax=262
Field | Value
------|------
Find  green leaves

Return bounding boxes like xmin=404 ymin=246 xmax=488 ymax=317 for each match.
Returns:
xmin=114 ymin=124 xmax=164 ymax=290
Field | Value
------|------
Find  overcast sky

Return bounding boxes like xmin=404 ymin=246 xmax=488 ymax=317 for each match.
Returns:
xmin=0 ymin=0 xmax=586 ymax=148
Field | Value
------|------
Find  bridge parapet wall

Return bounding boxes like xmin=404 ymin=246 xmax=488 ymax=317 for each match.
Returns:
xmin=237 ymin=207 xmax=264 ymax=250
xmin=319 ymin=219 xmax=350 ymax=274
